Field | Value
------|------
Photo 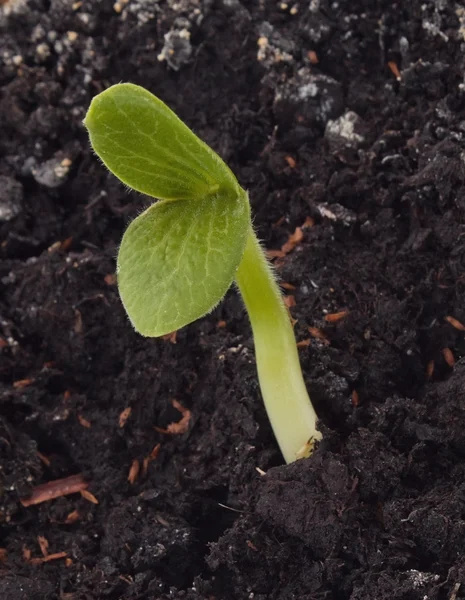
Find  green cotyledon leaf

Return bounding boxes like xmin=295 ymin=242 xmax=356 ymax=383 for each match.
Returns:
xmin=117 ymin=190 xmax=250 ymax=336
xmin=84 ymin=83 xmax=251 ymax=336
xmin=83 ymin=83 xmax=240 ymax=201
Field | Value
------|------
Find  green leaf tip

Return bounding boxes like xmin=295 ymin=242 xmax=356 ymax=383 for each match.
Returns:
xmin=85 ymin=83 xmax=251 ymax=337
xmin=84 ymin=83 xmax=240 ymax=202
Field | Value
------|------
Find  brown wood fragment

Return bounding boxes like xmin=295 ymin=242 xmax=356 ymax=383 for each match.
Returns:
xmin=284 ymin=155 xmax=296 ymax=168
xmin=287 ymin=309 xmax=297 ymax=328
xmin=37 ymin=536 xmax=49 ymax=557
xmin=128 ymin=459 xmax=140 ymax=484
xmin=155 ymin=514 xmax=170 ymax=527
xmin=273 ymin=216 xmax=286 ymax=227
xmin=307 ymin=50 xmax=318 ymax=64
xmin=155 ymin=400 xmax=191 ymax=435
xmin=266 ymin=249 xmax=286 ymax=259
xmin=388 ymin=61 xmax=401 ymax=80
xmin=426 ymin=360 xmax=434 ymax=380
xmin=60 ymin=237 xmax=73 ymax=251
xmin=283 ymin=295 xmax=296 ymax=308
xmin=281 ymin=227 xmax=304 ymax=254
xmin=30 ymin=551 xmax=68 ymax=565
xmin=162 ymin=331 xmax=177 ymax=344
xmin=119 ymin=407 xmax=132 ymax=428
xmin=297 ymin=339 xmax=310 ymax=348
xmin=104 ymin=273 xmax=116 ymax=285
xmin=351 ymin=390 xmax=359 ymax=407
xmin=74 ymin=309 xmax=83 ymax=334
xmin=302 ymin=216 xmax=315 ymax=228
xmin=308 ymin=327 xmax=330 ymax=345
xmin=20 ymin=474 xmax=88 ymax=507
xmin=442 ymin=348 xmax=455 ymax=367
xmin=65 ymin=510 xmax=80 ymax=524
xmin=150 ymin=445 xmax=161 ymax=459
xmin=0 ymin=548 xmax=7 ymax=563
xmin=281 ymin=282 xmax=296 ymax=290
xmin=65 ymin=558 xmax=73 ymax=567
xmin=324 ymin=310 xmax=349 ymax=323
xmin=246 ymin=540 xmax=258 ymax=551
xmin=22 ymin=546 xmax=31 ymax=561
xmin=77 ymin=414 xmax=91 ymax=428
xmin=142 ymin=443 xmax=161 ymax=476
xmin=217 ymin=320 xmax=227 ymax=328
xmin=445 ymin=316 xmax=465 ymax=331
xmin=80 ymin=489 xmax=99 ymax=505
xmin=36 ymin=451 xmax=51 ymax=467
xmin=13 ymin=378 xmax=34 ymax=389
xmin=0 ymin=337 xmax=8 ymax=349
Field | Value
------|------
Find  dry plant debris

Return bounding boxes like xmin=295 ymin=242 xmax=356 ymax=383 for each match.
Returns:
xmin=324 ymin=310 xmax=349 ymax=323
xmin=128 ymin=459 xmax=140 ymax=484
xmin=20 ymin=474 xmax=89 ymax=507
xmin=155 ymin=399 xmax=192 ymax=435
xmin=80 ymin=489 xmax=99 ymax=504
xmin=119 ymin=407 xmax=132 ymax=428
xmin=445 ymin=316 xmax=465 ymax=331
xmin=142 ymin=443 xmax=161 ymax=476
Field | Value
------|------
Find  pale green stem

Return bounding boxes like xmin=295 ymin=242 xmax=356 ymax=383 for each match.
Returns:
xmin=235 ymin=226 xmax=321 ymax=463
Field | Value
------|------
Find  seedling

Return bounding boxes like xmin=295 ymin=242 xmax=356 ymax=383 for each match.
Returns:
xmin=84 ymin=83 xmax=321 ymax=463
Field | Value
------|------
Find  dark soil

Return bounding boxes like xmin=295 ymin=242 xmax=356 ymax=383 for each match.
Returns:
xmin=1 ymin=0 xmax=465 ymax=598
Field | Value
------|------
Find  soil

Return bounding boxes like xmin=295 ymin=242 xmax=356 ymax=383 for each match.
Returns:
xmin=1 ymin=0 xmax=465 ymax=598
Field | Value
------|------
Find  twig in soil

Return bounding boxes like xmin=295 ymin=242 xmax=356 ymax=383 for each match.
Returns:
xmin=388 ymin=61 xmax=402 ymax=80
xmin=29 ymin=552 xmax=68 ymax=565
xmin=161 ymin=330 xmax=177 ymax=343
xmin=119 ymin=406 xmax=132 ymax=428
xmin=77 ymin=414 xmax=91 ymax=428
xmin=20 ymin=474 xmax=89 ymax=507
xmin=296 ymin=339 xmax=310 ymax=348
xmin=80 ymin=489 xmax=99 ymax=504
xmin=308 ymin=327 xmax=330 ymax=345
xmin=155 ymin=400 xmax=191 ymax=435
xmin=281 ymin=227 xmax=303 ymax=254
xmin=445 ymin=315 xmax=465 ymax=331
xmin=65 ymin=510 xmax=80 ymax=524
xmin=142 ymin=444 xmax=160 ymax=477
xmin=37 ymin=535 xmax=49 ymax=557
xmin=13 ymin=378 xmax=34 ymax=389
xmin=283 ymin=295 xmax=296 ymax=308
xmin=246 ymin=540 xmax=258 ymax=551
xmin=324 ymin=310 xmax=349 ymax=323
xmin=426 ymin=360 xmax=435 ymax=380
xmin=36 ymin=450 xmax=51 ymax=467
xmin=442 ymin=348 xmax=455 ymax=367
xmin=128 ymin=459 xmax=140 ymax=484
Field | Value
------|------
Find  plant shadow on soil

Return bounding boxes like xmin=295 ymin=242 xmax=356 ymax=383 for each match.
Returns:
xmin=1 ymin=0 xmax=465 ymax=599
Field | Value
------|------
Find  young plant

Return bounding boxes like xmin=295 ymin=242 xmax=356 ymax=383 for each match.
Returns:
xmin=84 ymin=83 xmax=321 ymax=463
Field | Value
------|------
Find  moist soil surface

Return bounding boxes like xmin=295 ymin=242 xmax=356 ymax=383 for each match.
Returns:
xmin=2 ymin=0 xmax=465 ymax=599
